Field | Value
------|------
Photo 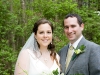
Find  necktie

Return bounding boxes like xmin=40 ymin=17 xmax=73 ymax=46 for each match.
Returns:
xmin=65 ymin=45 xmax=74 ymax=70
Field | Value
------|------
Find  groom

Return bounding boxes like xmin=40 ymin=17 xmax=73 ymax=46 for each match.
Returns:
xmin=58 ymin=13 xmax=100 ymax=75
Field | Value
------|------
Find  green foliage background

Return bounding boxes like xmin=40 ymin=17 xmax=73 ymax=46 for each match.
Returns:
xmin=0 ymin=0 xmax=100 ymax=75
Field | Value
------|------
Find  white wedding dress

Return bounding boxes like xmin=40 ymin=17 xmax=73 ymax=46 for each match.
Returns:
xmin=14 ymin=49 xmax=60 ymax=75
xmin=28 ymin=49 xmax=60 ymax=75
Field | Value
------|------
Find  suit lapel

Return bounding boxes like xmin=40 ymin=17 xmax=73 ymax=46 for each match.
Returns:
xmin=65 ymin=52 xmax=77 ymax=74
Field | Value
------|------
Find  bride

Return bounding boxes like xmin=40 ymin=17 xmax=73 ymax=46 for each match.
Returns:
xmin=14 ymin=19 xmax=61 ymax=75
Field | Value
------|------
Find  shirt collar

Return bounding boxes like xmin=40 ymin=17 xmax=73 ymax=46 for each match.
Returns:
xmin=69 ymin=35 xmax=83 ymax=49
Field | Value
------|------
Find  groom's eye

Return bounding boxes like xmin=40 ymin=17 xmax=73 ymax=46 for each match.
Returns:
xmin=71 ymin=25 xmax=76 ymax=28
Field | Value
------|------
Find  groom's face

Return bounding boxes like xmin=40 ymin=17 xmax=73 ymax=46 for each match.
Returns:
xmin=63 ymin=17 xmax=84 ymax=44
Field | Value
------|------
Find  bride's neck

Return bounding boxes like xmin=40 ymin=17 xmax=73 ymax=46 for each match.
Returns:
xmin=39 ymin=47 xmax=49 ymax=54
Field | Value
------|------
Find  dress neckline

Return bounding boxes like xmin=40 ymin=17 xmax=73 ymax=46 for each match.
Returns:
xmin=37 ymin=58 xmax=55 ymax=70
xmin=27 ymin=49 xmax=57 ymax=70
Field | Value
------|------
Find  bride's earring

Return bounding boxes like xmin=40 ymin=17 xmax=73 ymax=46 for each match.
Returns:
xmin=51 ymin=42 xmax=52 ymax=44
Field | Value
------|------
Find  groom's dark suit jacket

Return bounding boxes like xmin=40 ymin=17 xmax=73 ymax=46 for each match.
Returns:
xmin=58 ymin=37 xmax=100 ymax=75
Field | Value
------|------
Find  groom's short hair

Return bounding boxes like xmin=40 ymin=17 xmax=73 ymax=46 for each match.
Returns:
xmin=64 ymin=13 xmax=83 ymax=26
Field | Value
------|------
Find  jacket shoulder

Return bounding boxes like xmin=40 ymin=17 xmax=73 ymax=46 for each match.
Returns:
xmin=58 ymin=45 xmax=68 ymax=55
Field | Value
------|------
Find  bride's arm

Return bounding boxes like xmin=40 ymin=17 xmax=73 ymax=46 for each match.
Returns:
xmin=14 ymin=50 xmax=30 ymax=75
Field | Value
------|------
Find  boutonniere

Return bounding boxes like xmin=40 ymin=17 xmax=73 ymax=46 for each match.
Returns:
xmin=72 ymin=45 xmax=86 ymax=61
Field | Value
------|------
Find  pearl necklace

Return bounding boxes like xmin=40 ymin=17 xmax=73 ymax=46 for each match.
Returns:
xmin=41 ymin=50 xmax=50 ymax=64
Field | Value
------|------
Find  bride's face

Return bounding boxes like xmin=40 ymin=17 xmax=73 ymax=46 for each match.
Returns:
xmin=35 ymin=23 xmax=52 ymax=48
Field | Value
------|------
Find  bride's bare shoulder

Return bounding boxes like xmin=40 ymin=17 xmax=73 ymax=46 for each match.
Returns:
xmin=56 ymin=53 xmax=60 ymax=60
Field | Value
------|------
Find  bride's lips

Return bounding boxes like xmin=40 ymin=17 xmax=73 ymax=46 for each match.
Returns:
xmin=42 ymin=39 xmax=49 ymax=42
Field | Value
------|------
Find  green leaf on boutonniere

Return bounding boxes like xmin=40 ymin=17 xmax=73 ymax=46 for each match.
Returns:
xmin=71 ymin=45 xmax=86 ymax=61
xmin=79 ymin=45 xmax=86 ymax=52
xmin=71 ymin=53 xmax=77 ymax=61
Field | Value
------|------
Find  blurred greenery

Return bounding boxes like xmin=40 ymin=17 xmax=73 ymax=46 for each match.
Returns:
xmin=0 ymin=0 xmax=100 ymax=75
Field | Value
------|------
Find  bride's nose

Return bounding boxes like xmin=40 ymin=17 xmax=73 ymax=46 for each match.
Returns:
xmin=43 ymin=33 xmax=48 ymax=38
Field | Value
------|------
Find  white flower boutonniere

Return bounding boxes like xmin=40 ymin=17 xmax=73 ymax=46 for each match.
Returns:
xmin=72 ymin=45 xmax=86 ymax=61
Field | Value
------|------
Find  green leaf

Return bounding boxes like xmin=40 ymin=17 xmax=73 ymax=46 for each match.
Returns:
xmin=52 ymin=68 xmax=59 ymax=75
xmin=79 ymin=45 xmax=86 ymax=51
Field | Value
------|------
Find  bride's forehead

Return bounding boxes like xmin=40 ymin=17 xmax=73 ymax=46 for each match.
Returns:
xmin=38 ymin=24 xmax=52 ymax=30
xmin=38 ymin=23 xmax=51 ymax=27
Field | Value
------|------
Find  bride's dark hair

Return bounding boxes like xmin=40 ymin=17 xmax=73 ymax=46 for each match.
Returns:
xmin=33 ymin=18 xmax=60 ymax=67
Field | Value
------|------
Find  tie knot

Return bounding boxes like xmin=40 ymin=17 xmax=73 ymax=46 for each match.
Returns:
xmin=69 ymin=45 xmax=74 ymax=50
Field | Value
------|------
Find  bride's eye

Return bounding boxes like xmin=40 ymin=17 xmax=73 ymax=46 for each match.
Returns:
xmin=47 ymin=31 xmax=51 ymax=34
xmin=39 ymin=31 xmax=44 ymax=34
